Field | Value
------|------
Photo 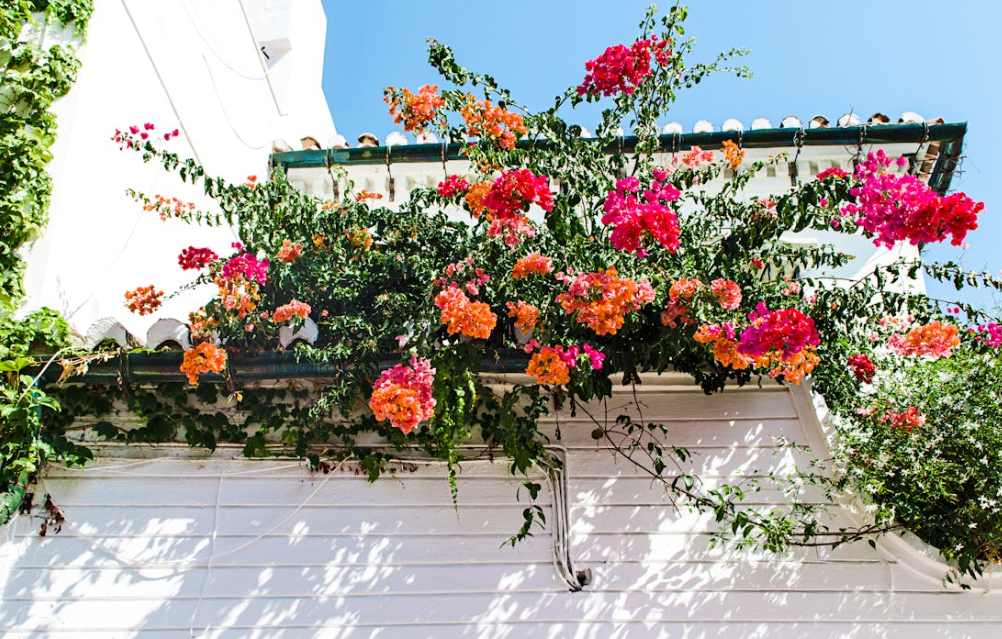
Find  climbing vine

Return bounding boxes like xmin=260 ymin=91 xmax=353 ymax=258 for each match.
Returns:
xmin=15 ymin=4 xmax=1002 ymax=584
xmin=0 ymin=1 xmax=92 ymax=517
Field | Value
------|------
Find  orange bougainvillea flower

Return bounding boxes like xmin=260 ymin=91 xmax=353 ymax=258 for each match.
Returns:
xmin=346 ymin=228 xmax=373 ymax=253
xmin=384 ymin=85 xmax=445 ymax=134
xmin=556 ymin=267 xmax=654 ymax=335
xmin=180 ymin=343 xmax=227 ymax=385
xmin=887 ymin=321 xmax=960 ymax=359
xmin=434 ymin=286 xmax=497 ymax=340
xmin=271 ymin=300 xmax=311 ymax=324
xmin=506 ymin=300 xmax=539 ymax=332
xmin=355 ymin=190 xmax=383 ymax=203
xmin=526 ymin=346 xmax=571 ymax=386
xmin=464 ymin=181 xmax=492 ymax=218
xmin=124 ymin=285 xmax=164 ymax=316
xmin=277 ymin=239 xmax=303 ymax=263
xmin=460 ymin=96 xmax=527 ymax=150
xmin=721 ymin=139 xmax=745 ymax=172
xmin=661 ymin=277 xmax=702 ymax=328
xmin=512 ymin=252 xmax=554 ymax=279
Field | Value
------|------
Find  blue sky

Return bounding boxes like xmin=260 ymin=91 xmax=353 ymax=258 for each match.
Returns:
xmin=320 ymin=0 xmax=1000 ymax=312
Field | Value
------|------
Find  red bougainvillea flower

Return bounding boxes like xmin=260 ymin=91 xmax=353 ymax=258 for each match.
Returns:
xmin=512 ymin=252 xmax=554 ymax=279
xmin=384 ymin=85 xmax=445 ymax=134
xmin=180 ymin=343 xmax=227 ymax=385
xmin=460 ymin=97 xmax=527 ymax=149
xmin=434 ymin=286 xmax=497 ymax=340
xmin=661 ymin=277 xmax=701 ymax=328
xmin=277 ymin=240 xmax=303 ymax=263
xmin=177 ymin=247 xmax=217 ymax=271
xmin=369 ymin=357 xmax=436 ymax=434
xmin=737 ymin=304 xmax=820 ymax=361
xmin=602 ymin=172 xmax=681 ymax=256
xmin=437 ymin=175 xmax=470 ymax=198
xmin=972 ymin=322 xmax=1002 ymax=348
xmin=878 ymin=406 xmax=924 ymax=432
xmin=124 ymin=285 xmax=164 ymax=315
xmin=272 ymin=300 xmax=311 ymax=324
xmin=842 ymin=150 xmax=982 ymax=248
xmin=848 ymin=353 xmax=876 ymax=384
xmin=526 ymin=346 xmax=571 ymax=386
xmin=223 ymin=248 xmax=269 ymax=285
xmin=556 ymin=266 xmax=654 ymax=335
xmin=483 ymin=169 xmax=555 ymax=220
xmin=887 ymin=320 xmax=960 ymax=358
xmin=816 ymin=167 xmax=848 ymax=181
xmin=577 ymin=35 xmax=671 ymax=97
xmin=710 ymin=279 xmax=742 ymax=311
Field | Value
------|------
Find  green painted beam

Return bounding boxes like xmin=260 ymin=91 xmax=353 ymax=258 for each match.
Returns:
xmin=271 ymin=122 xmax=967 ymax=171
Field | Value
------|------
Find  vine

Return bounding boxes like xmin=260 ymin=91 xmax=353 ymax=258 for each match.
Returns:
xmin=17 ymin=4 xmax=1002 ymax=586
xmin=0 ymin=1 xmax=92 ymax=519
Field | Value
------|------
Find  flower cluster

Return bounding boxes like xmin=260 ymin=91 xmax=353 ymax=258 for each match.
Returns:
xmin=661 ymin=277 xmax=701 ymax=328
xmin=460 ymin=97 xmax=527 ymax=149
xmin=721 ymin=139 xmax=744 ymax=172
xmin=737 ymin=304 xmax=820 ymax=360
xmin=355 ymin=190 xmax=383 ymax=203
xmin=512 ymin=252 xmax=554 ymax=278
xmin=601 ymin=172 xmax=681 ymax=256
xmin=434 ymin=286 xmax=497 ymax=339
xmin=435 ymin=258 xmax=491 ymax=296
xmin=222 ymin=246 xmax=269 ymax=285
xmin=848 ymin=353 xmax=876 ymax=384
xmin=369 ymin=357 xmax=436 ymax=434
xmin=277 ymin=240 xmax=303 ymax=263
xmin=694 ymin=323 xmax=750 ymax=370
xmin=526 ymin=346 xmax=571 ymax=385
xmin=888 ymin=320 xmax=960 ymax=359
xmin=384 ymin=85 xmax=445 ymax=134
xmin=112 ymin=123 xmax=178 ymax=150
xmin=346 ymin=228 xmax=373 ymax=253
xmin=437 ymin=175 xmax=469 ymax=198
xmin=124 ymin=285 xmax=163 ymax=315
xmin=272 ymin=300 xmax=311 ymax=324
xmin=506 ymin=300 xmax=539 ymax=332
xmin=842 ymin=150 xmax=983 ymax=248
xmin=180 ymin=343 xmax=227 ymax=385
xmin=482 ymin=169 xmax=553 ymax=246
xmin=877 ymin=406 xmax=924 ymax=432
xmin=972 ymin=323 xmax=1002 ymax=348
xmin=177 ymin=247 xmax=217 ymax=271
xmin=816 ymin=166 xmax=848 ymax=181
xmin=143 ymin=194 xmax=196 ymax=222
xmin=710 ymin=279 xmax=742 ymax=310
xmin=577 ymin=35 xmax=671 ymax=97
xmin=556 ymin=267 xmax=654 ymax=335
xmin=464 ymin=181 xmax=492 ymax=218
xmin=680 ymin=146 xmax=715 ymax=170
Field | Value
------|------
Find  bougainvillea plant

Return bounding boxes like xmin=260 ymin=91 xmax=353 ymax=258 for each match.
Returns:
xmin=25 ymin=5 xmax=1002 ymax=583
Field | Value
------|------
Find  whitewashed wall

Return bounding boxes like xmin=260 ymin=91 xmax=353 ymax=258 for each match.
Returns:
xmin=21 ymin=0 xmax=336 ymax=337
xmin=2 ymin=380 xmax=998 ymax=638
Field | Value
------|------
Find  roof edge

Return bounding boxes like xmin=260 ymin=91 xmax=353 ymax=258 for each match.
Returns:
xmin=271 ymin=122 xmax=968 ymax=171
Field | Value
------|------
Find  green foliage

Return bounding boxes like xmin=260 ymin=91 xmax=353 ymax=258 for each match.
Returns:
xmin=16 ymin=3 xmax=1001 ymax=585
xmin=0 ymin=2 xmax=90 ymax=516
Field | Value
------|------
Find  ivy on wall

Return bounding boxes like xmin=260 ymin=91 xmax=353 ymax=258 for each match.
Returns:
xmin=0 ymin=0 xmax=92 ymax=521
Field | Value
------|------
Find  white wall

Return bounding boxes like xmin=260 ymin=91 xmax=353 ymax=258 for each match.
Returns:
xmin=21 ymin=0 xmax=336 ymax=339
xmin=1 ymin=379 xmax=998 ymax=638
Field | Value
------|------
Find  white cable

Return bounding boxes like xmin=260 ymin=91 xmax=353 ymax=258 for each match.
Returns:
xmin=179 ymin=0 xmax=266 ymax=81
xmin=201 ymin=53 xmax=271 ymax=151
